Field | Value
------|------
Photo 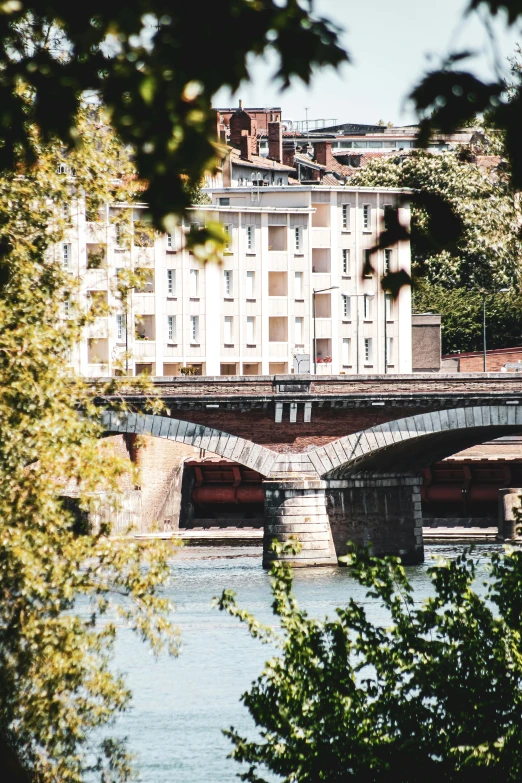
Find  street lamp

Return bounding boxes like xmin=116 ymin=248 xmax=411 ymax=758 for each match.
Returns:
xmin=482 ymin=288 xmax=510 ymax=372
xmin=351 ymin=291 xmax=375 ymax=374
xmin=313 ymin=286 xmax=339 ymax=375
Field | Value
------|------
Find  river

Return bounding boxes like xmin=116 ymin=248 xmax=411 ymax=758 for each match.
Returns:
xmin=112 ymin=542 xmax=499 ymax=782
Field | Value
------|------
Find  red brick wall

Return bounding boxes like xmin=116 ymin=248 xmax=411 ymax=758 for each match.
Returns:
xmin=454 ymin=348 xmax=522 ymax=372
xmin=159 ymin=404 xmax=439 ymax=451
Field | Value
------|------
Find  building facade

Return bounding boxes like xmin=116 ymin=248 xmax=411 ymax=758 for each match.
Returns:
xmin=62 ymin=185 xmax=412 ymax=377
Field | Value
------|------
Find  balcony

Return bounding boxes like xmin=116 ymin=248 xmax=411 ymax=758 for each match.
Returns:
xmin=133 ymin=246 xmax=155 ymax=265
xmin=133 ymin=293 xmax=155 ymax=314
xmin=85 ymin=318 xmax=109 ymax=339
xmin=311 ymin=227 xmax=331 ymax=248
xmin=315 ymin=363 xmax=333 ymax=375
xmin=87 ymin=363 xmax=109 ymax=377
xmin=314 ymin=318 xmax=332 ymax=339
xmin=86 ymin=222 xmax=107 ymax=244
xmin=84 ymin=269 xmax=107 ymax=289
xmin=267 ymin=252 xmax=288 ymax=271
xmin=268 ymin=342 xmax=289 ymax=358
xmin=311 ymin=204 xmax=330 ymax=228
xmin=312 ymin=248 xmax=331 ymax=273
xmin=134 ymin=341 xmax=156 ymax=358
xmin=268 ymin=297 xmax=288 ymax=317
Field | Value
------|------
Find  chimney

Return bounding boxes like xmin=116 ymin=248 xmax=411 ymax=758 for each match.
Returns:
xmin=230 ymin=108 xmax=252 ymax=148
xmin=240 ymin=129 xmax=253 ymax=161
xmin=314 ymin=140 xmax=335 ymax=169
xmin=282 ymin=143 xmax=295 ymax=168
xmin=268 ymin=121 xmax=283 ymax=163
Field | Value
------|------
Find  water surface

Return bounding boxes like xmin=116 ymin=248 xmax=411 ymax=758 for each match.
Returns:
xmin=113 ymin=543 xmax=500 ymax=781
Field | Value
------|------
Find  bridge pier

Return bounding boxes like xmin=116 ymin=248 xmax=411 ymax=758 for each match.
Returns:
xmin=326 ymin=474 xmax=424 ymax=564
xmin=262 ymin=479 xmax=338 ymax=568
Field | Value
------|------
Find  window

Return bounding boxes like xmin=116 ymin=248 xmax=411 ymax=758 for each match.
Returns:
xmin=223 ymin=224 xmax=232 ymax=251
xmin=295 ymin=317 xmax=304 ymax=344
xmin=386 ymin=336 xmax=393 ymax=364
xmin=342 ymin=249 xmax=350 ymax=275
xmin=363 ymin=204 xmax=371 ymax=231
xmin=385 ymin=293 xmax=393 ymax=320
xmin=342 ymin=338 xmax=351 ymax=366
xmin=384 ymin=249 xmax=392 ymax=274
xmin=364 ymin=249 xmax=373 ymax=277
xmin=246 ymin=270 xmax=255 ymax=299
xmin=363 ymin=295 xmax=372 ymax=320
xmin=190 ymin=315 xmax=199 ymax=343
xmin=64 ymin=299 xmax=70 ymax=317
xmin=246 ymin=316 xmax=255 ymax=344
xmin=246 ymin=225 xmax=255 ymax=252
xmin=115 ymin=222 xmax=124 ymax=246
xmin=224 ymin=269 xmax=233 ymax=297
xmin=62 ymin=243 xmax=71 ymax=269
xmin=294 ymin=271 xmax=303 ymax=299
xmin=364 ymin=337 xmax=373 ymax=363
xmin=189 ymin=269 xmax=199 ymax=297
xmin=219 ymin=197 xmax=230 ymax=206
xmin=167 ymin=269 xmax=175 ymax=296
xmin=166 ymin=233 xmax=173 ymax=249
xmin=342 ymin=294 xmax=351 ymax=319
xmin=383 ymin=204 xmax=394 ymax=230
xmin=116 ymin=314 xmax=125 ymax=341
xmin=224 ymin=316 xmax=233 ymax=344
xmin=342 ymin=204 xmax=350 ymax=230
xmin=294 ymin=226 xmax=303 ymax=253
xmin=167 ymin=315 xmax=176 ymax=342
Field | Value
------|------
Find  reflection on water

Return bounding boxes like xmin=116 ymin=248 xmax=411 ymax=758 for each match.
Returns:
xmin=113 ymin=544 xmax=501 ymax=782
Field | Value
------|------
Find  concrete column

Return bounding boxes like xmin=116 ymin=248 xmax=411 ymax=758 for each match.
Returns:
xmin=498 ymin=488 xmax=522 ymax=541
xmin=263 ymin=479 xmax=338 ymax=568
xmin=326 ymin=474 xmax=424 ymax=564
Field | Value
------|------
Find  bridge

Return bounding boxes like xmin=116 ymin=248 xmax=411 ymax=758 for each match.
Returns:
xmin=97 ymin=374 xmax=522 ymax=567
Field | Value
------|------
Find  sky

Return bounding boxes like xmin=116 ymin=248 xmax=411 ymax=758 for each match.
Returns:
xmin=213 ymin=0 xmax=522 ymax=127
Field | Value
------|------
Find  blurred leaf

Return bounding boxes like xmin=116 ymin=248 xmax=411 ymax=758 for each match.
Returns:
xmin=382 ymin=269 xmax=412 ymax=297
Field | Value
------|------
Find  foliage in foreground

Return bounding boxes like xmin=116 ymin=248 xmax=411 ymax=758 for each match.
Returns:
xmin=350 ymin=150 xmax=521 ymax=292
xmin=218 ymin=542 xmax=522 ymax=782
xmin=0 ymin=1 xmax=347 ymax=225
xmin=0 ymin=118 xmax=177 ymax=782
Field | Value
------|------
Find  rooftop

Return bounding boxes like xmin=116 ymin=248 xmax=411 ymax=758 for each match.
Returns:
xmin=229 ymin=147 xmax=295 ymax=172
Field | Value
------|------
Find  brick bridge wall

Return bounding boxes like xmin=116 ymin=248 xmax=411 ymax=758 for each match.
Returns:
xmin=96 ymin=374 xmax=522 ymax=453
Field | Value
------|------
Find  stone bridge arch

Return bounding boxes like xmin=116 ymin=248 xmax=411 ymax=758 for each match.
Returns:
xmin=101 ymin=410 xmax=279 ymax=477
xmin=307 ymin=405 xmax=522 ymax=479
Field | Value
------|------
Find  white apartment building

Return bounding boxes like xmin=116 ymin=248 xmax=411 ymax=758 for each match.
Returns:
xmin=61 ymin=185 xmax=412 ymax=377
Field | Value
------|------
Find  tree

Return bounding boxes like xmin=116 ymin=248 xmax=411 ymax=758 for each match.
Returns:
xmin=350 ymin=150 xmax=521 ymax=291
xmin=0 ymin=114 xmax=179 ymax=782
xmin=218 ymin=542 xmax=522 ymax=782
xmin=413 ymin=282 xmax=522 ymax=354
xmin=0 ymin=2 xmax=347 ymax=225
